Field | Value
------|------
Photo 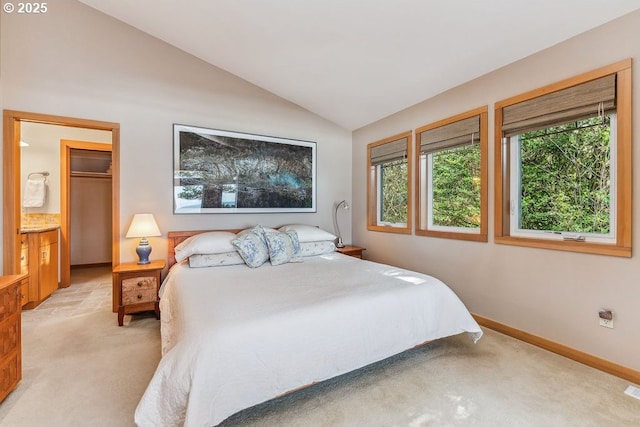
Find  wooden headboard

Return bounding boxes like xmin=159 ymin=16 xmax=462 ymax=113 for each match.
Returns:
xmin=167 ymin=229 xmax=242 ymax=268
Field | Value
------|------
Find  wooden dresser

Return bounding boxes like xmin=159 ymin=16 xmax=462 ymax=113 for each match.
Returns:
xmin=0 ymin=274 xmax=27 ymax=402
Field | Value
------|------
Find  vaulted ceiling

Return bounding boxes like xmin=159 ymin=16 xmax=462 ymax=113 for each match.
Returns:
xmin=79 ymin=0 xmax=640 ymax=130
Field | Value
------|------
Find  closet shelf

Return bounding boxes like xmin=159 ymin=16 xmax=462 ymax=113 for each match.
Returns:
xmin=70 ymin=171 xmax=112 ymax=178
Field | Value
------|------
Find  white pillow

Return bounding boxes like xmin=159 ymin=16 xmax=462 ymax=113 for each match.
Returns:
xmin=188 ymin=252 xmax=245 ymax=268
xmin=298 ymin=241 xmax=336 ymax=257
xmin=174 ymin=231 xmax=237 ymax=262
xmin=277 ymin=224 xmax=336 ymax=243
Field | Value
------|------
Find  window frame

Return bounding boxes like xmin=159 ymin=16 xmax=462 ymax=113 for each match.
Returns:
xmin=494 ymin=59 xmax=632 ymax=257
xmin=508 ymin=114 xmax=617 ymax=243
xmin=415 ymin=107 xmax=488 ymax=242
xmin=367 ymin=131 xmax=413 ymax=234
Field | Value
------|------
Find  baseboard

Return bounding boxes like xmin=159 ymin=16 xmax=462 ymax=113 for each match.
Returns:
xmin=473 ymin=314 xmax=640 ymax=385
xmin=70 ymin=262 xmax=112 ymax=270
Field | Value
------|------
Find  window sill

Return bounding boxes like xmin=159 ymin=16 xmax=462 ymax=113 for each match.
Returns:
xmin=495 ymin=236 xmax=630 ymax=257
xmin=416 ymin=229 xmax=487 ymax=242
xmin=367 ymin=224 xmax=411 ymax=234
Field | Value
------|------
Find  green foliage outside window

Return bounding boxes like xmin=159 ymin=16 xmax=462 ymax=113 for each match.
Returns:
xmin=375 ymin=117 xmax=610 ymax=234
xmin=431 ymin=144 xmax=481 ymax=228
xmin=519 ymin=116 xmax=611 ymax=234
xmin=380 ymin=160 xmax=407 ymax=224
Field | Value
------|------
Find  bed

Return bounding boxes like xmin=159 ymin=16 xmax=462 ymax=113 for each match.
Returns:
xmin=134 ymin=225 xmax=482 ymax=427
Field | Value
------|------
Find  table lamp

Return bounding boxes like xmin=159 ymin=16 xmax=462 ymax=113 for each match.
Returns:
xmin=333 ymin=200 xmax=349 ymax=248
xmin=126 ymin=213 xmax=161 ymax=264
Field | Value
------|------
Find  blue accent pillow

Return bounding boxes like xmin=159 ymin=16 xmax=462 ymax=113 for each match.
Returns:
xmin=232 ymin=226 xmax=270 ymax=268
xmin=264 ymin=230 xmax=301 ymax=266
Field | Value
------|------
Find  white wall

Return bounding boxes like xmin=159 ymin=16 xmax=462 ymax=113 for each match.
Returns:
xmin=353 ymin=10 xmax=640 ymax=371
xmin=0 ymin=0 xmax=352 ymax=267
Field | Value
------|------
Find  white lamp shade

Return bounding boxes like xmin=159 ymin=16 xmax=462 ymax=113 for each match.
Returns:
xmin=126 ymin=214 xmax=161 ymax=238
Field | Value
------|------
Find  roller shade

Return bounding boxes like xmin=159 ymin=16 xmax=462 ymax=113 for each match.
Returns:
xmin=502 ymin=74 xmax=616 ymax=137
xmin=370 ymin=137 xmax=407 ymax=165
xmin=420 ymin=115 xmax=480 ymax=154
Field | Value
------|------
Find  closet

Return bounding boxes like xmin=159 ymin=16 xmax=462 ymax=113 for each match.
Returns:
xmin=69 ymin=149 xmax=112 ymax=267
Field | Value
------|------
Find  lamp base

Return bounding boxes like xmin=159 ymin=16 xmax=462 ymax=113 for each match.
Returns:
xmin=336 ymin=237 xmax=345 ymax=248
xmin=136 ymin=238 xmax=152 ymax=265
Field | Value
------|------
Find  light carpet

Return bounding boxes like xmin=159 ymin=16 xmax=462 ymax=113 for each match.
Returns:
xmin=0 ymin=267 xmax=638 ymax=426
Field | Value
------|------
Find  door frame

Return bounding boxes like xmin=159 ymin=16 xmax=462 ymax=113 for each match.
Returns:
xmin=61 ymin=140 xmax=113 ymax=287
xmin=3 ymin=110 xmax=120 ymax=289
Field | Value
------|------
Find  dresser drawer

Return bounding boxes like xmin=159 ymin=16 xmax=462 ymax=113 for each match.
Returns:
xmin=0 ymin=275 xmax=25 ymax=403
xmin=122 ymin=288 xmax=157 ymax=305
xmin=0 ymin=352 xmax=20 ymax=402
xmin=0 ymin=317 xmax=19 ymax=359
xmin=0 ymin=283 xmax=20 ymax=323
xmin=122 ymin=276 xmax=157 ymax=292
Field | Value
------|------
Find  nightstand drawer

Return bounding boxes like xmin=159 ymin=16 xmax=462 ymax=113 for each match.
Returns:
xmin=122 ymin=288 xmax=157 ymax=305
xmin=122 ymin=276 xmax=157 ymax=292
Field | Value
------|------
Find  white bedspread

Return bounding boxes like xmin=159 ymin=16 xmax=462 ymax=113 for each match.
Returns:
xmin=135 ymin=253 xmax=482 ymax=427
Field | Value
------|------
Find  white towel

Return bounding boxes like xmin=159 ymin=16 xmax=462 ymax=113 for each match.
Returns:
xmin=23 ymin=178 xmax=46 ymax=208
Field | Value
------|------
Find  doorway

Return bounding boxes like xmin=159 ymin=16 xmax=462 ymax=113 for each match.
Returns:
xmin=3 ymin=110 xmax=120 ymax=299
xmin=62 ymin=142 xmax=113 ymax=274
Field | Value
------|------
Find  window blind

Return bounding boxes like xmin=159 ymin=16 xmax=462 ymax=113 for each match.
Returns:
xmin=502 ymin=74 xmax=616 ymax=137
xmin=370 ymin=137 xmax=407 ymax=165
xmin=420 ymin=115 xmax=480 ymax=154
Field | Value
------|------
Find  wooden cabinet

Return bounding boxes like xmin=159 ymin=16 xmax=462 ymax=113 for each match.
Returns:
xmin=20 ymin=235 xmax=28 ymax=275
xmin=21 ymin=229 xmax=59 ymax=309
xmin=0 ymin=274 xmax=27 ymax=403
xmin=19 ymin=235 xmax=29 ymax=308
xmin=38 ymin=230 xmax=59 ymax=300
xmin=336 ymin=245 xmax=366 ymax=259
xmin=19 ymin=277 xmax=29 ymax=310
xmin=113 ymin=260 xmax=165 ymax=326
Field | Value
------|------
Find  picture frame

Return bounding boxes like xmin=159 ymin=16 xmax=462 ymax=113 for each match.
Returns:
xmin=173 ymin=124 xmax=317 ymax=214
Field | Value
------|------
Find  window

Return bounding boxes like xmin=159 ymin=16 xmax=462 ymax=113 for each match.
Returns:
xmin=415 ymin=107 xmax=488 ymax=241
xmin=495 ymin=59 xmax=632 ymax=257
xmin=510 ymin=115 xmax=615 ymax=242
xmin=367 ymin=131 xmax=412 ymax=234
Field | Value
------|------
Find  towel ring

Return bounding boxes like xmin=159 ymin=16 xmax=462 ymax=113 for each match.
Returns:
xmin=28 ymin=171 xmax=49 ymax=181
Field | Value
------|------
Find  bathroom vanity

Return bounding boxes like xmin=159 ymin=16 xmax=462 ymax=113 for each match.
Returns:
xmin=20 ymin=227 xmax=59 ymax=308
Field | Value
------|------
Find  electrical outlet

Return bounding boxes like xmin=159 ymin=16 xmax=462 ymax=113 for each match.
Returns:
xmin=625 ymin=385 xmax=640 ymax=400
xmin=599 ymin=318 xmax=614 ymax=328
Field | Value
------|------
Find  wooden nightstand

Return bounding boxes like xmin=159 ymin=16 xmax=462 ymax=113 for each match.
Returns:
xmin=336 ymin=245 xmax=366 ymax=259
xmin=113 ymin=260 xmax=165 ymax=326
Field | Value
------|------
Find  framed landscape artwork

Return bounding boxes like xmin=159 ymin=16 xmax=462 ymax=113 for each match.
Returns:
xmin=173 ymin=124 xmax=317 ymax=214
